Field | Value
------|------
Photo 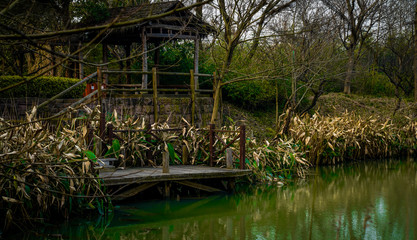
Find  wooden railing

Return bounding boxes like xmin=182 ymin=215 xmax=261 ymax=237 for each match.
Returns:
xmin=99 ymin=67 xmax=215 ymax=126
xmin=102 ymin=123 xmax=246 ymax=170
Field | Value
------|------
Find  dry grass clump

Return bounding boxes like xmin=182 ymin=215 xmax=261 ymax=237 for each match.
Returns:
xmin=287 ymin=111 xmax=417 ymax=165
xmin=0 ymin=107 xmax=109 ymax=232
xmin=247 ymin=139 xmax=310 ymax=182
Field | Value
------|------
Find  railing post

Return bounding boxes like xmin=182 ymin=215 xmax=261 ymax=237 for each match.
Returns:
xmin=182 ymin=145 xmax=189 ymax=165
xmin=152 ymin=67 xmax=158 ymax=123
xmin=99 ymin=111 xmax=106 ymax=156
xmin=190 ymin=69 xmax=196 ymax=126
xmin=107 ymin=124 xmax=114 ymax=145
xmin=239 ymin=125 xmax=246 ymax=169
xmin=162 ymin=151 xmax=170 ymax=173
xmin=97 ymin=66 xmax=101 ymax=100
xmin=209 ymin=123 xmax=215 ymax=167
xmin=87 ymin=123 xmax=94 ymax=151
xmin=145 ymin=123 xmax=152 ymax=166
xmin=226 ymin=148 xmax=233 ymax=169
xmin=97 ymin=66 xmax=106 ymax=156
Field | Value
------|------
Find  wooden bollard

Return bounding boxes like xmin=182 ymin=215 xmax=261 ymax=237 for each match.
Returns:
xmin=182 ymin=145 xmax=189 ymax=165
xmin=226 ymin=148 xmax=233 ymax=169
xmin=162 ymin=151 xmax=169 ymax=173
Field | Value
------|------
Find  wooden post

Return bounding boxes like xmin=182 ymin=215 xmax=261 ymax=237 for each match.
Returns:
xmin=164 ymin=182 xmax=171 ymax=199
xmin=97 ymin=66 xmax=101 ymax=96
xmin=79 ymin=42 xmax=84 ymax=79
xmin=102 ymin=44 xmax=108 ymax=85
xmin=145 ymin=123 xmax=152 ymax=166
xmin=194 ymin=34 xmax=199 ymax=90
xmin=50 ymin=45 xmax=56 ymax=76
xmin=239 ymin=125 xmax=246 ymax=169
xmin=209 ymin=123 xmax=215 ymax=167
xmin=152 ymin=67 xmax=158 ymax=123
xmin=98 ymin=66 xmax=106 ymax=156
xmin=226 ymin=148 xmax=233 ymax=169
xmin=87 ymin=123 xmax=94 ymax=151
xmin=142 ymin=28 xmax=148 ymax=89
xmin=190 ymin=69 xmax=196 ymax=126
xmin=162 ymin=151 xmax=169 ymax=173
xmin=154 ymin=45 xmax=160 ymax=86
xmin=99 ymin=111 xmax=106 ymax=156
xmin=107 ymin=124 xmax=114 ymax=145
xmin=125 ymin=44 xmax=131 ymax=84
xmin=182 ymin=145 xmax=189 ymax=165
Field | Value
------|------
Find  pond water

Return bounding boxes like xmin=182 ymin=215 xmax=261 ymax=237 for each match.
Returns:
xmin=10 ymin=159 xmax=417 ymax=239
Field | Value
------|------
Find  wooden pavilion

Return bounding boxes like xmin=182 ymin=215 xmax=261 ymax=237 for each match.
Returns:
xmin=52 ymin=1 xmax=214 ymax=89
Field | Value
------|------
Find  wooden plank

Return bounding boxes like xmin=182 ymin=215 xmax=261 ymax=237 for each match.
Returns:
xmin=175 ymin=180 xmax=223 ymax=192
xmin=100 ymin=165 xmax=251 ymax=186
xmin=112 ymin=182 xmax=158 ymax=201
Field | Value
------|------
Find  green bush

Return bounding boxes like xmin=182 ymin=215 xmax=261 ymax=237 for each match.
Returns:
xmin=0 ymin=76 xmax=85 ymax=98
xmin=351 ymin=69 xmax=396 ymax=97
xmin=224 ymin=80 xmax=277 ymax=110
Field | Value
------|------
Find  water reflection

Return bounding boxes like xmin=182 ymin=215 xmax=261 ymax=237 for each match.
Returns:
xmin=12 ymin=159 xmax=417 ymax=239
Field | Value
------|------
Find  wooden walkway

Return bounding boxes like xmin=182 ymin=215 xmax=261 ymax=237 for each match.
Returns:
xmin=100 ymin=165 xmax=252 ymax=186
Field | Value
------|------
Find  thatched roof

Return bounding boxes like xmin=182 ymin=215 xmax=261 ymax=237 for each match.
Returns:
xmin=59 ymin=1 xmax=213 ymax=45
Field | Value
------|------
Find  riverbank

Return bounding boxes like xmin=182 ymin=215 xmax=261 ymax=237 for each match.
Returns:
xmin=2 ymin=93 xmax=417 ymax=235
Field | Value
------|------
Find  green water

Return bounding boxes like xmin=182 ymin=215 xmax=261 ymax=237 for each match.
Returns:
xmin=11 ymin=159 xmax=417 ymax=239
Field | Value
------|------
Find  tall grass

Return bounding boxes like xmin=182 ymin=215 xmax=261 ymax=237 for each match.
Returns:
xmin=286 ymin=111 xmax=417 ymax=165
xmin=0 ymin=107 xmax=109 ymax=233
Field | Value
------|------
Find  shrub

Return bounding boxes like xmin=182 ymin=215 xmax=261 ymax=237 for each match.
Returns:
xmin=0 ymin=76 xmax=85 ymax=98
xmin=224 ymin=80 xmax=277 ymax=110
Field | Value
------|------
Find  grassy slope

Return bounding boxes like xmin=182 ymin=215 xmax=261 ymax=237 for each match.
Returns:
xmin=315 ymin=93 xmax=417 ymax=124
xmin=222 ymin=102 xmax=276 ymax=140
xmin=223 ymin=93 xmax=417 ymax=141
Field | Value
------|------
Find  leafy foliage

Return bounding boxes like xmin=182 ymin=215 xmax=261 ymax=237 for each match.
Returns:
xmin=0 ymin=76 xmax=85 ymax=98
xmin=0 ymin=108 xmax=109 ymax=233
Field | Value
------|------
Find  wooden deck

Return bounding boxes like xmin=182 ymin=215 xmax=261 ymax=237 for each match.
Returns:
xmin=100 ymin=165 xmax=252 ymax=186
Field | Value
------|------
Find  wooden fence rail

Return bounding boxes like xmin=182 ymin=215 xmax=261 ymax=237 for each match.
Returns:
xmin=101 ymin=123 xmax=246 ymax=170
xmin=99 ymin=67 xmax=215 ymax=126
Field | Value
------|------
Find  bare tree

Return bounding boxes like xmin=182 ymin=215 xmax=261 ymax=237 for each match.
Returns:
xmin=322 ymin=0 xmax=382 ymax=94
xmin=208 ymin=0 xmax=296 ymax=123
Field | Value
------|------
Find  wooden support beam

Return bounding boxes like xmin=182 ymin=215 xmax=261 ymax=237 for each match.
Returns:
xmin=145 ymin=123 xmax=152 ymax=166
xmin=175 ymin=180 xmax=223 ymax=192
xmin=125 ymin=44 xmax=131 ymax=84
xmin=102 ymin=43 xmax=108 ymax=84
xmin=190 ymin=69 xmax=196 ymax=126
xmin=79 ymin=42 xmax=84 ymax=79
xmin=112 ymin=182 xmax=158 ymax=201
xmin=164 ymin=182 xmax=171 ymax=198
xmin=152 ymin=67 xmax=158 ymax=123
xmin=142 ymin=29 xmax=148 ymax=89
xmin=194 ymin=34 xmax=199 ymax=90
xmin=50 ymin=45 xmax=56 ymax=76
xmin=154 ymin=45 xmax=160 ymax=86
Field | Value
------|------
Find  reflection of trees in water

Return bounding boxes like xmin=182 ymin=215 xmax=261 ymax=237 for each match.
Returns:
xmin=234 ymin=159 xmax=417 ymax=239
xmin=17 ymin=160 xmax=417 ymax=239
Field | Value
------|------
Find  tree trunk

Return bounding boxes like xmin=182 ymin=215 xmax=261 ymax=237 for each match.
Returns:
xmin=344 ymin=47 xmax=355 ymax=94
xmin=210 ymin=82 xmax=221 ymax=124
